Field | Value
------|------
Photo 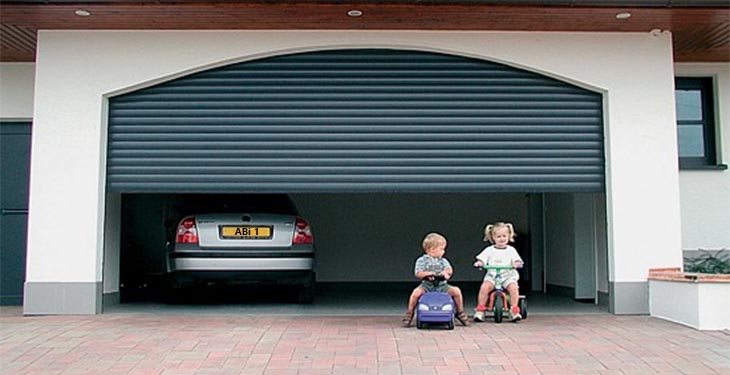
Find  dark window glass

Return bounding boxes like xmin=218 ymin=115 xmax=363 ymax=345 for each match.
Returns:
xmin=675 ymin=78 xmax=717 ymax=168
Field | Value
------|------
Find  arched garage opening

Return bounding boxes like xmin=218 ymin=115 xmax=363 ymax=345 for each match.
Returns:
xmin=105 ymin=49 xmax=607 ymax=311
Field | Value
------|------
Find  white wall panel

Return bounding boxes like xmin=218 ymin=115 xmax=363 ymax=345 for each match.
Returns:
xmin=675 ymin=63 xmax=730 ymax=252
xmin=0 ymin=63 xmax=34 ymax=120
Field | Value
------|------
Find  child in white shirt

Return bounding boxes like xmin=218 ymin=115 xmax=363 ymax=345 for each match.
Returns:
xmin=472 ymin=222 xmax=523 ymax=322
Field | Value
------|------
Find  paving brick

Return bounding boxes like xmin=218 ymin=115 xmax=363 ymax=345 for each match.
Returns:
xmin=1 ymin=307 xmax=729 ymax=374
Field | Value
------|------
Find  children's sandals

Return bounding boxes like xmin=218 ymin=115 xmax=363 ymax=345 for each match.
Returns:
xmin=456 ymin=310 xmax=470 ymax=326
xmin=401 ymin=310 xmax=414 ymax=327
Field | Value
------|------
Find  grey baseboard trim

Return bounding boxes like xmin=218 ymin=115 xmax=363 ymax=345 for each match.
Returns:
xmin=103 ymin=292 xmax=120 ymax=308
xmin=609 ymin=281 xmax=648 ymax=315
xmin=23 ymin=282 xmax=102 ymax=315
xmin=597 ymin=291 xmax=609 ymax=308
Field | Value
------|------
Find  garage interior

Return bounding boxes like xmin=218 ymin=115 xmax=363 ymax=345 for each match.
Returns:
xmin=104 ymin=48 xmax=609 ymax=314
xmin=109 ymin=192 xmax=608 ymax=315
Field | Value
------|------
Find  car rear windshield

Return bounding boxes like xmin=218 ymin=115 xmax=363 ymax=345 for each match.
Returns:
xmin=168 ymin=194 xmax=298 ymax=215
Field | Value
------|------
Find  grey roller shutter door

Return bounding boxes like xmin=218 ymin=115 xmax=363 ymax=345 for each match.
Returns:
xmin=107 ymin=49 xmax=604 ymax=193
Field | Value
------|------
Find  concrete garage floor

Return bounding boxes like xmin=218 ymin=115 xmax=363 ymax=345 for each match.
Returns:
xmin=106 ymin=283 xmax=607 ymax=316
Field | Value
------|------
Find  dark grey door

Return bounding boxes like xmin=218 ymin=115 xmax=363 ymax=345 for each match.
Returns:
xmin=108 ymin=49 xmax=604 ymax=193
xmin=0 ymin=122 xmax=31 ymax=305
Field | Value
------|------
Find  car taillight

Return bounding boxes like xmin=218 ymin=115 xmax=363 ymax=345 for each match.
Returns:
xmin=293 ymin=217 xmax=313 ymax=244
xmin=175 ymin=216 xmax=198 ymax=244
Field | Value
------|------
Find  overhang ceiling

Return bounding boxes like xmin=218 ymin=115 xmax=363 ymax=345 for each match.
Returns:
xmin=1 ymin=1 xmax=728 ymax=62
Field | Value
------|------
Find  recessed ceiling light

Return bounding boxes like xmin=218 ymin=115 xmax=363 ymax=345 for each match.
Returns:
xmin=347 ymin=9 xmax=363 ymax=17
xmin=615 ymin=12 xmax=632 ymax=20
xmin=74 ymin=9 xmax=92 ymax=17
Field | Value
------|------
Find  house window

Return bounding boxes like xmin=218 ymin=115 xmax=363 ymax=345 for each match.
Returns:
xmin=675 ymin=77 xmax=721 ymax=169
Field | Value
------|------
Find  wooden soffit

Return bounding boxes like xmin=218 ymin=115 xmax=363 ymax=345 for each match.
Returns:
xmin=1 ymin=1 xmax=728 ymax=62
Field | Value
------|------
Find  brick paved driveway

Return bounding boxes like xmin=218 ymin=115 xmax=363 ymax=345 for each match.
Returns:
xmin=1 ymin=306 xmax=728 ymax=374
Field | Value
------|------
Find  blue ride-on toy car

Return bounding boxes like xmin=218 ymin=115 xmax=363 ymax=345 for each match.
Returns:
xmin=415 ymin=275 xmax=455 ymax=330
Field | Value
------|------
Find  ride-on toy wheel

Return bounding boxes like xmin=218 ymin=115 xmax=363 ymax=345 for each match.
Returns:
xmin=421 ymin=314 xmax=454 ymax=330
xmin=519 ymin=296 xmax=528 ymax=319
xmin=493 ymin=294 xmax=504 ymax=323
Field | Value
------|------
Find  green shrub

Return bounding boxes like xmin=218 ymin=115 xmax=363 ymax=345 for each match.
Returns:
xmin=684 ymin=249 xmax=730 ymax=274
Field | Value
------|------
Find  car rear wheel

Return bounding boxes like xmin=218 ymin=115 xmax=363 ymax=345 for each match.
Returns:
xmin=297 ymin=274 xmax=316 ymax=304
xmin=164 ymin=280 xmax=187 ymax=304
xmin=297 ymin=285 xmax=315 ymax=303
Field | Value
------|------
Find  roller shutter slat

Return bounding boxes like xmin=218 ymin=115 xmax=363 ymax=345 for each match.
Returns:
xmin=107 ymin=49 xmax=604 ymax=193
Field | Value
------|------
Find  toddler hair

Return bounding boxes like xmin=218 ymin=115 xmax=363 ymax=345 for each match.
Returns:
xmin=422 ymin=232 xmax=446 ymax=251
xmin=483 ymin=222 xmax=516 ymax=243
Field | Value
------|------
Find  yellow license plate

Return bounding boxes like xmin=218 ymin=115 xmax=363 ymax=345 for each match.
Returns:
xmin=220 ymin=226 xmax=272 ymax=239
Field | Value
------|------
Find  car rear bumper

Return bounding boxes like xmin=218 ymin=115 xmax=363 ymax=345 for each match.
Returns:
xmin=417 ymin=311 xmax=454 ymax=323
xmin=167 ymin=269 xmax=315 ymax=288
xmin=171 ymin=257 xmax=314 ymax=271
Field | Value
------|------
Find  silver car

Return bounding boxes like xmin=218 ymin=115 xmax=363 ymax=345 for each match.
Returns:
xmin=165 ymin=195 xmax=316 ymax=302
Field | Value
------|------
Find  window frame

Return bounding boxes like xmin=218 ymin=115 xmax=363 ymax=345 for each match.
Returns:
xmin=675 ymin=77 xmax=723 ymax=170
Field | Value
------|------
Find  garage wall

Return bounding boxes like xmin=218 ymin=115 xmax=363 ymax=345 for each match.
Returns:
xmin=115 ymin=193 xmax=527 ymax=288
xmin=102 ymin=193 xmax=121 ymax=301
xmin=545 ymin=193 xmax=606 ymax=300
xmin=26 ymin=30 xmax=682 ymax=314
xmin=675 ymin=63 xmax=730 ymax=253
xmin=545 ymin=194 xmax=575 ymax=289
xmin=595 ymin=194 xmax=609 ymax=295
xmin=292 ymin=193 xmax=528 ymax=282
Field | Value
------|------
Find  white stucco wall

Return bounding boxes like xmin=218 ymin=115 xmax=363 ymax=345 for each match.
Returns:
xmin=0 ymin=63 xmax=35 ymax=120
xmin=650 ymin=279 xmax=730 ymax=330
xmin=675 ymin=63 xmax=730 ymax=252
xmin=27 ymin=30 xmax=683 ymax=292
